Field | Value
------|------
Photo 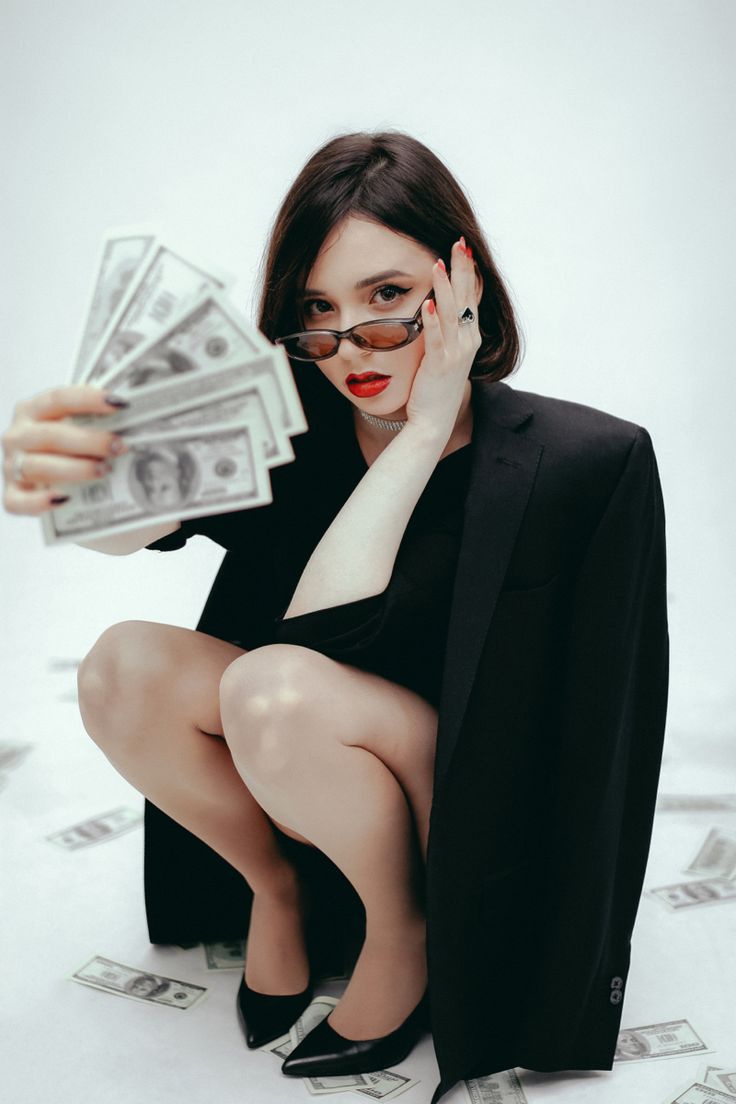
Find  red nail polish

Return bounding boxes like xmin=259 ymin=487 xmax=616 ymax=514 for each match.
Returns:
xmin=459 ymin=236 xmax=466 ymax=250
xmin=436 ymin=258 xmax=446 ymax=273
xmin=427 ymin=298 xmax=436 ymax=314
xmin=466 ymin=247 xmax=473 ymax=260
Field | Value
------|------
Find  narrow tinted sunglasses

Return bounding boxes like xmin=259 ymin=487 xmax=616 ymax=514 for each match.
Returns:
xmin=274 ymin=289 xmax=436 ymax=362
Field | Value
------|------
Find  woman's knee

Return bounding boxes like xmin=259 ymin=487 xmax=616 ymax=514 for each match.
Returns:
xmin=77 ymin=620 xmax=174 ymax=739
xmin=218 ymin=644 xmax=323 ymax=771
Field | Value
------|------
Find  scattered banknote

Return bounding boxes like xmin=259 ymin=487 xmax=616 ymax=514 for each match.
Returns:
xmin=684 ymin=828 xmax=736 ymax=880
xmin=647 ymin=877 xmax=736 ymax=910
xmin=46 ymin=807 xmax=142 ymax=849
xmin=68 ymin=953 xmax=208 ymax=1009
xmin=204 ymin=939 xmax=247 ymax=970
xmin=343 ymin=1069 xmax=421 ymax=1100
xmin=657 ymin=794 xmax=736 ymax=813
xmin=261 ymin=995 xmax=342 ymax=1060
xmin=698 ymin=1065 xmax=726 ymax=1085
xmin=0 ymin=741 xmax=35 ymax=772
xmin=47 ymin=657 xmax=82 ymax=670
xmin=260 ymin=995 xmax=421 ymax=1097
xmin=464 ymin=1069 xmax=528 ymax=1103
xmin=660 ymin=1082 xmax=736 ymax=1103
xmin=43 ymin=227 xmax=308 ymax=546
xmin=706 ymin=1070 xmax=736 ymax=1095
xmin=614 ymin=1019 xmax=712 ymax=1062
xmin=0 ymin=741 xmax=34 ymax=792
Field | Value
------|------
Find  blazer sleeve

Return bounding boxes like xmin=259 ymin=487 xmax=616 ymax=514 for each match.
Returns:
xmin=524 ymin=424 xmax=670 ymax=1066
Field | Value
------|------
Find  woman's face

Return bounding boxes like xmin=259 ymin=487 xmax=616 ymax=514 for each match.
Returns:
xmin=301 ymin=216 xmax=438 ymax=421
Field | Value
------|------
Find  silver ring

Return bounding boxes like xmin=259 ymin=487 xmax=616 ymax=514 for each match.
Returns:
xmin=458 ymin=307 xmax=475 ymax=325
xmin=12 ymin=450 xmax=27 ymax=484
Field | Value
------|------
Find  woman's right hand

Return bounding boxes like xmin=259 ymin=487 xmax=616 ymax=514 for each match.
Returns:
xmin=1 ymin=385 xmax=130 ymax=515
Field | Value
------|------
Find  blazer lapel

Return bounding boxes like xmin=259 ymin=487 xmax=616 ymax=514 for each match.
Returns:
xmin=433 ymin=380 xmax=543 ymax=796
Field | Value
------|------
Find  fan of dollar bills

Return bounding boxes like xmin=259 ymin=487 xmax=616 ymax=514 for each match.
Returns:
xmin=41 ymin=225 xmax=307 ymax=546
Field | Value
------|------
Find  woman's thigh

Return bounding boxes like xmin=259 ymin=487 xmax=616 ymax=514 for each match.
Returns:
xmin=78 ymin=620 xmax=315 ymax=846
xmin=222 ymin=645 xmax=439 ymax=814
xmin=79 ymin=618 xmax=247 ymax=737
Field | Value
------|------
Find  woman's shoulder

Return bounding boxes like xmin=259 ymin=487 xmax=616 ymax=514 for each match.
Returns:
xmin=484 ymin=380 xmax=652 ymax=463
xmin=475 ymin=380 xmax=658 ymax=513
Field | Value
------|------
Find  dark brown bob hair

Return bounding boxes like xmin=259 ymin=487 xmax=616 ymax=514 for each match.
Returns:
xmin=255 ymin=130 xmax=523 ymax=423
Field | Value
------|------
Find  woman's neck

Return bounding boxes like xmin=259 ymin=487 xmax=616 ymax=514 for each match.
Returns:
xmin=353 ymin=379 xmax=474 ymax=467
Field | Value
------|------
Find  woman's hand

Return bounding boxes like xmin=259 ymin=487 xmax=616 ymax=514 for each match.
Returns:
xmin=1 ymin=385 xmax=130 ymax=515
xmin=405 ymin=237 xmax=482 ymax=439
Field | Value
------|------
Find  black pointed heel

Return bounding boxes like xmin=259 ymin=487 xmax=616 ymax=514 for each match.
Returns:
xmin=281 ymin=987 xmax=430 ymax=1077
xmin=237 ymin=973 xmax=314 ymax=1049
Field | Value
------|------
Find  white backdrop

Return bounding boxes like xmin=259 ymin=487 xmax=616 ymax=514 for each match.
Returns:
xmin=2 ymin=0 xmax=734 ymax=764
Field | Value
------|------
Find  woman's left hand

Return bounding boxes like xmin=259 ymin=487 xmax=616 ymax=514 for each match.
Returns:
xmin=405 ymin=237 xmax=482 ymax=439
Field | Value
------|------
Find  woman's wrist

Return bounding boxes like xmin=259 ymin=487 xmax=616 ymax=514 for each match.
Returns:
xmin=399 ymin=417 xmax=454 ymax=456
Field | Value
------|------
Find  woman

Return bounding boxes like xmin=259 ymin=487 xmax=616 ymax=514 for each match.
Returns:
xmin=2 ymin=130 xmax=669 ymax=1103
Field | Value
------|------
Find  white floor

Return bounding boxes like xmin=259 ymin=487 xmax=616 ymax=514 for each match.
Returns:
xmin=2 ymin=532 xmax=735 ymax=1104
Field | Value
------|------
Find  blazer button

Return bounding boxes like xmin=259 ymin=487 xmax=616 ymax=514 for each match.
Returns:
xmin=610 ymin=989 xmax=623 ymax=1005
xmin=610 ymin=976 xmax=623 ymax=989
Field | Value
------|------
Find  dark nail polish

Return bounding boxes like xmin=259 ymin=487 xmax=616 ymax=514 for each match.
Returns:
xmin=104 ymin=394 xmax=130 ymax=408
xmin=50 ymin=495 xmax=70 ymax=505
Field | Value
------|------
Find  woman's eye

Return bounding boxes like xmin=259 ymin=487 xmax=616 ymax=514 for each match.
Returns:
xmin=303 ymin=285 xmax=410 ymax=318
xmin=374 ymin=284 xmax=409 ymax=305
xmin=303 ymin=299 xmax=331 ymax=317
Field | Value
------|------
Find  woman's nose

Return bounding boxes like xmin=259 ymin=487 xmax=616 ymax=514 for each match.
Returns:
xmin=335 ymin=334 xmax=372 ymax=365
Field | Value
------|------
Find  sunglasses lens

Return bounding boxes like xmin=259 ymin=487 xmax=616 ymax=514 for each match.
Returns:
xmin=281 ymin=332 xmax=338 ymax=360
xmin=352 ymin=322 xmax=410 ymax=350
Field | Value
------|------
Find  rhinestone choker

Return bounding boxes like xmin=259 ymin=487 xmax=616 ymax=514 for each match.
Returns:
xmin=357 ymin=409 xmax=408 ymax=432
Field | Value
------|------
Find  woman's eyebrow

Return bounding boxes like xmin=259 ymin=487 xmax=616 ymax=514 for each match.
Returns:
xmin=302 ymin=269 xmax=413 ymax=297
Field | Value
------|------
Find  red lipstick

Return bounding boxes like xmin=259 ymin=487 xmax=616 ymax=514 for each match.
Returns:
xmin=346 ymin=371 xmax=391 ymax=397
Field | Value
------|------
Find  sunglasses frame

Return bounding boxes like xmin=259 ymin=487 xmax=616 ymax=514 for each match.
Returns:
xmin=274 ymin=288 xmax=436 ymax=362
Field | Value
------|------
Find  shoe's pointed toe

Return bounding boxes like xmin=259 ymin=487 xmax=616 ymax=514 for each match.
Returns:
xmin=281 ymin=989 xmax=429 ymax=1077
xmin=236 ymin=975 xmax=314 ymax=1050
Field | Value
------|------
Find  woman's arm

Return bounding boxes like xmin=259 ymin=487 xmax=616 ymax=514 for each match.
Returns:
xmin=281 ymin=422 xmax=446 ymax=619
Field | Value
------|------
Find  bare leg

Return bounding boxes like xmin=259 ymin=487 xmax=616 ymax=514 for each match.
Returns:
xmin=76 ymin=620 xmax=312 ymax=994
xmin=220 ymin=645 xmax=434 ymax=1039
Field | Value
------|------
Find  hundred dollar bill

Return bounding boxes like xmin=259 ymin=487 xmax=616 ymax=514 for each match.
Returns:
xmin=614 ymin=1019 xmax=712 ymax=1062
xmin=284 ymin=998 xmax=422 ymax=1097
xmin=68 ymin=954 xmax=208 ymax=1009
xmin=465 ymin=1069 xmax=528 ymax=1103
xmin=40 ymin=415 xmax=271 ymax=546
xmin=657 ymin=794 xmax=736 ymax=813
xmin=698 ymin=1066 xmax=727 ymax=1088
xmin=46 ymin=807 xmax=142 ymax=850
xmin=71 ymin=226 xmax=157 ymax=380
xmin=348 ymin=1070 xmax=421 ymax=1100
xmin=660 ymin=1083 xmax=736 ymax=1103
xmin=684 ymin=827 xmax=736 ymax=880
xmin=95 ymin=288 xmax=275 ymax=397
xmin=303 ymin=1069 xmax=420 ymax=1098
xmin=78 ymin=240 xmax=232 ymax=387
xmin=261 ymin=995 xmax=341 ymax=1059
xmin=204 ymin=939 xmax=246 ymax=970
xmin=70 ymin=347 xmax=307 ymax=462
xmin=0 ymin=741 xmax=34 ymax=772
xmin=647 ymin=877 xmax=736 ymax=910
xmin=708 ymin=1071 xmax=736 ymax=1095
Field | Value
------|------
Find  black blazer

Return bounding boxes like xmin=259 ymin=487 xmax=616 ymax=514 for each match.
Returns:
xmin=142 ymin=378 xmax=669 ymax=1104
